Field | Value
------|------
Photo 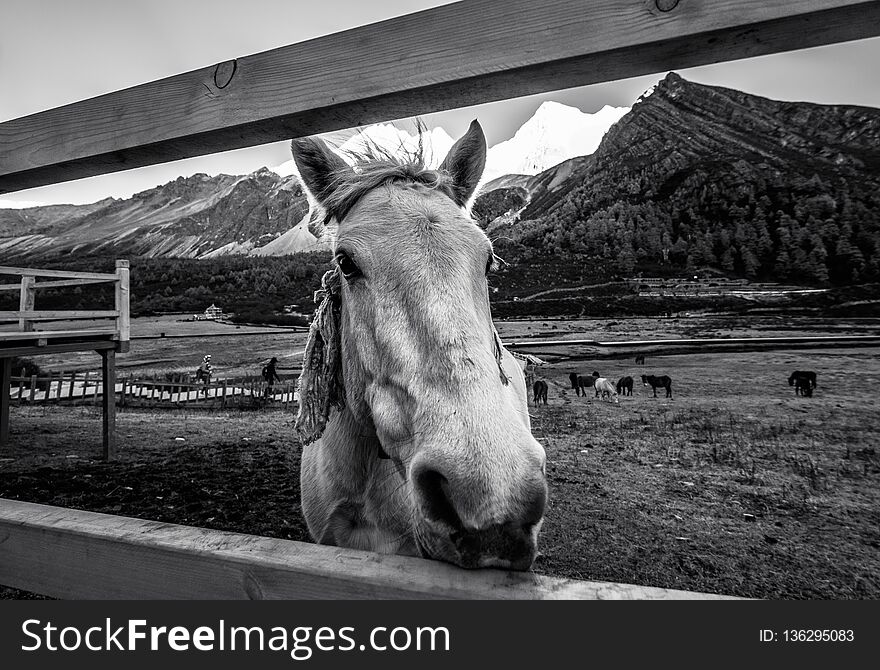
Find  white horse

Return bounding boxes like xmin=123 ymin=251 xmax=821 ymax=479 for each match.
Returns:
xmin=593 ymin=377 xmax=619 ymax=403
xmin=291 ymin=121 xmax=547 ymax=570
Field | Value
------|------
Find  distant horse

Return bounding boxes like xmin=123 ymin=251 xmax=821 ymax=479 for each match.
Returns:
xmin=593 ymin=377 xmax=619 ymax=403
xmin=532 ymin=379 xmax=548 ymax=405
xmin=642 ymin=374 xmax=673 ymax=398
xmin=794 ymin=377 xmax=813 ymax=397
xmin=635 ymin=355 xmax=645 ymax=365
xmin=616 ymin=376 xmax=634 ymax=396
xmin=569 ymin=372 xmax=597 ymax=397
xmin=788 ymin=371 xmax=817 ymax=396
xmin=291 ymin=120 xmax=546 ymax=571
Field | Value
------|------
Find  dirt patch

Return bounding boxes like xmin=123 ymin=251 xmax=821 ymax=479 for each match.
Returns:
xmin=0 ymin=409 xmax=307 ymax=599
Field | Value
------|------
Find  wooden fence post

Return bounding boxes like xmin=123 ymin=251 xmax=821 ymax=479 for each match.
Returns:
xmin=67 ymin=372 xmax=76 ymax=400
xmin=115 ymin=260 xmax=130 ymax=351
xmin=18 ymin=275 xmax=35 ymax=332
xmin=82 ymin=370 xmax=91 ymax=405
xmin=17 ymin=367 xmax=25 ymax=406
xmin=120 ymin=379 xmax=127 ymax=408
xmin=55 ymin=370 xmax=64 ymax=403
xmin=101 ymin=350 xmax=116 ymax=461
xmin=1 ymin=357 xmax=11 ymax=445
xmin=28 ymin=375 xmax=36 ymax=404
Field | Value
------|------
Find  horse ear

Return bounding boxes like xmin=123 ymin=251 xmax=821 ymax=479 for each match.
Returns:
xmin=290 ymin=137 xmax=351 ymax=207
xmin=440 ymin=119 xmax=487 ymax=207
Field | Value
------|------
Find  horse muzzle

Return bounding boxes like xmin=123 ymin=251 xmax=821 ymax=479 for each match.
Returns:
xmin=414 ymin=518 xmax=543 ymax=571
xmin=410 ymin=462 xmax=547 ymax=571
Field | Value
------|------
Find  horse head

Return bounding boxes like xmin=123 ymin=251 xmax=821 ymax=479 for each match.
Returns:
xmin=292 ymin=121 xmax=547 ymax=570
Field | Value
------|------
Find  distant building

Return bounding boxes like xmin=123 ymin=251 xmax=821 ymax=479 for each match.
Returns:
xmin=203 ymin=303 xmax=224 ymax=320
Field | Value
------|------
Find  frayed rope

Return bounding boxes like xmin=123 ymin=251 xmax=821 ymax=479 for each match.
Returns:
xmin=294 ymin=269 xmax=346 ymax=445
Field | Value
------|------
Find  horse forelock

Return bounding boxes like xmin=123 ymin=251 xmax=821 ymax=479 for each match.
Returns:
xmin=320 ymin=147 xmax=458 ymax=226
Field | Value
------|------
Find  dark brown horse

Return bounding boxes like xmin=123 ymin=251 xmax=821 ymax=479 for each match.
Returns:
xmin=532 ymin=379 xmax=548 ymax=405
xmin=569 ymin=372 xmax=597 ymax=397
xmin=616 ymin=376 xmax=634 ymax=396
xmin=788 ymin=371 xmax=817 ymax=396
xmin=641 ymin=374 xmax=673 ymax=398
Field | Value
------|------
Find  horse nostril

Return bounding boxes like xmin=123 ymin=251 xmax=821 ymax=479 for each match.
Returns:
xmin=521 ymin=478 xmax=548 ymax=527
xmin=414 ymin=469 xmax=462 ymax=530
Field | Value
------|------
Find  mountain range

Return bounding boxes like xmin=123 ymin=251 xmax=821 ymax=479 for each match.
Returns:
xmin=0 ymin=100 xmax=627 ymax=261
xmin=2 ymin=73 xmax=879 ymax=289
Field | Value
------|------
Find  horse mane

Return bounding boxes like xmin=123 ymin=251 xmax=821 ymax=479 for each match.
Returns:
xmin=318 ymin=128 xmax=457 ymax=224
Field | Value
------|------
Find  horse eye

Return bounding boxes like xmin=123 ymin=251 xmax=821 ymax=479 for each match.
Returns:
xmin=336 ymin=251 xmax=361 ymax=279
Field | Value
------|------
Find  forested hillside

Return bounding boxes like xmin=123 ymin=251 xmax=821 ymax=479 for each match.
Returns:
xmin=482 ymin=73 xmax=880 ymax=287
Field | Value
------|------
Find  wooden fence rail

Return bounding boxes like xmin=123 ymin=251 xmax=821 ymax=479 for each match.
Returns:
xmin=6 ymin=370 xmax=300 ymax=411
xmin=0 ymin=261 xmax=130 ymax=352
xmin=2 ymin=0 xmax=880 ymax=193
xmin=1 ymin=261 xmax=131 ymax=455
xmin=0 ymin=499 xmax=734 ymax=599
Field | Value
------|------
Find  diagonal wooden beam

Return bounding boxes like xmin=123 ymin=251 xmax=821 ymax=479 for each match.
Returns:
xmin=1 ymin=0 xmax=879 ymax=194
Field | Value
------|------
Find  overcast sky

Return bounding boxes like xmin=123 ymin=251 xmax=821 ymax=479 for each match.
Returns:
xmin=2 ymin=0 xmax=879 ymax=208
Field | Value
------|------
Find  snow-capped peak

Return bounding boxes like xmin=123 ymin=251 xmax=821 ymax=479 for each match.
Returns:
xmin=481 ymin=101 xmax=630 ymax=184
xmin=637 ymin=83 xmax=658 ymax=103
xmin=273 ymin=102 xmax=631 ymax=191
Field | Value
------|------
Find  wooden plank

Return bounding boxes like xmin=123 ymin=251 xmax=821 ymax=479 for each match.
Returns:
xmin=0 ymin=358 xmax=10 ymax=445
xmin=0 ymin=328 xmax=117 ymax=341
xmin=81 ymin=370 xmax=91 ymax=406
xmin=0 ymin=310 xmax=119 ymax=322
xmin=0 ymin=340 xmax=117 ymax=359
xmin=94 ymin=373 xmax=102 ymax=407
xmin=0 ymin=266 xmax=117 ymax=280
xmin=101 ymin=350 xmax=116 ymax=460
xmin=35 ymin=277 xmax=118 ymax=289
xmin=1 ymin=278 xmax=116 ymax=290
xmin=2 ymin=0 xmax=880 ymax=192
xmin=0 ymin=499 xmax=734 ymax=600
